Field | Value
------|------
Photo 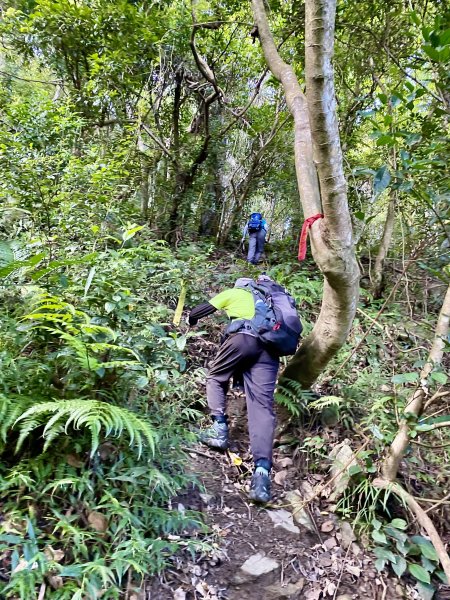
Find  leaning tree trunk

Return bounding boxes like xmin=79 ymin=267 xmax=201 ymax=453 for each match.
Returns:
xmin=381 ymin=283 xmax=450 ymax=481
xmin=374 ymin=284 xmax=450 ymax=583
xmin=252 ymin=0 xmax=360 ymax=387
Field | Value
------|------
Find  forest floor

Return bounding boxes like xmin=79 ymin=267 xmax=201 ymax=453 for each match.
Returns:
xmin=146 ymin=390 xmax=408 ymax=600
xmin=143 ymin=253 xmax=448 ymax=600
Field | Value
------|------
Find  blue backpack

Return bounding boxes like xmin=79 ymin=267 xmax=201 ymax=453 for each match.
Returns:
xmin=226 ymin=280 xmax=302 ymax=356
xmin=247 ymin=212 xmax=263 ymax=233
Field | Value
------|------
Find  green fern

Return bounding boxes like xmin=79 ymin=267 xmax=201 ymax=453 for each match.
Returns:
xmin=21 ymin=292 xmax=139 ymax=372
xmin=38 ymin=326 xmax=139 ymax=371
xmin=0 ymin=394 xmax=34 ymax=443
xmin=275 ymin=380 xmax=316 ymax=418
xmin=15 ymin=399 xmax=156 ymax=458
xmin=308 ymin=395 xmax=343 ymax=410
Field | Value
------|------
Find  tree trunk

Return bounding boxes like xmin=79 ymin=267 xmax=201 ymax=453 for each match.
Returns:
xmin=372 ymin=193 xmax=396 ymax=299
xmin=381 ymin=283 xmax=450 ymax=481
xmin=140 ymin=155 xmax=151 ymax=220
xmin=252 ymin=0 xmax=360 ymax=387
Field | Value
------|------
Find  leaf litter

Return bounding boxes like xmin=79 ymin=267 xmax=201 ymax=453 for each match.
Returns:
xmin=145 ymin=389 xmax=409 ymax=600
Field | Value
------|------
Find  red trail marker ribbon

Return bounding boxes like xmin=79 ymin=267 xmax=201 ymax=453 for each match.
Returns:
xmin=298 ymin=213 xmax=324 ymax=261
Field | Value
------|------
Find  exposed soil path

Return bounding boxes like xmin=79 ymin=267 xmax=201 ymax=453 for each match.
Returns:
xmin=147 ymin=393 xmax=405 ymax=600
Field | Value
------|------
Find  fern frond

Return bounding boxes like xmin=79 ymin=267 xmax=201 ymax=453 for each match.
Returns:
xmin=15 ymin=399 xmax=156 ymax=458
xmin=0 ymin=394 xmax=35 ymax=442
xmin=275 ymin=380 xmax=315 ymax=418
xmin=79 ymin=324 xmax=117 ymax=341
xmin=308 ymin=395 xmax=343 ymax=410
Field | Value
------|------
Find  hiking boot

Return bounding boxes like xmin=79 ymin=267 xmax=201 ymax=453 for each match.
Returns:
xmin=249 ymin=469 xmax=271 ymax=503
xmin=199 ymin=420 xmax=229 ymax=450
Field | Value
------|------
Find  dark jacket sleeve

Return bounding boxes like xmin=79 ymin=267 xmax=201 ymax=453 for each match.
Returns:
xmin=188 ymin=302 xmax=217 ymax=325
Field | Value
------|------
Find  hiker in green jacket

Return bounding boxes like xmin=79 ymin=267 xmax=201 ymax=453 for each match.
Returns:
xmin=188 ymin=276 xmax=277 ymax=503
xmin=187 ymin=274 xmax=301 ymax=503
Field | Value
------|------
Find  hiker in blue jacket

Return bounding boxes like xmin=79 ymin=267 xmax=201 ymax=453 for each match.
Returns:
xmin=242 ymin=212 xmax=268 ymax=264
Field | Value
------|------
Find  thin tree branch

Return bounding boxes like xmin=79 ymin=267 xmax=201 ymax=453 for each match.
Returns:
xmin=331 ymin=242 xmax=426 ymax=379
xmin=424 ymin=391 xmax=450 ymax=412
xmin=141 ymin=124 xmax=175 ymax=163
xmin=381 ymin=283 xmax=450 ymax=480
xmin=0 ymin=69 xmax=61 ymax=86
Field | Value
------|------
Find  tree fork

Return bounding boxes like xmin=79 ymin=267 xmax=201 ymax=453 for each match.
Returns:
xmin=252 ymin=0 xmax=359 ymax=387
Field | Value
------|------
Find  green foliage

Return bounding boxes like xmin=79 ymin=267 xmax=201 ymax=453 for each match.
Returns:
xmin=15 ymin=399 xmax=156 ymax=457
xmin=0 ymin=0 xmax=448 ymax=596
xmin=275 ymin=380 xmax=316 ymax=419
xmin=372 ymin=518 xmax=447 ymax=595
xmin=0 ymin=236 xmax=213 ymax=597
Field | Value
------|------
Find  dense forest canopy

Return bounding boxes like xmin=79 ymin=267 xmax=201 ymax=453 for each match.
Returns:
xmin=0 ymin=0 xmax=449 ymax=598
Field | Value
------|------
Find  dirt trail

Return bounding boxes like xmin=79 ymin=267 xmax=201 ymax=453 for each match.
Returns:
xmin=147 ymin=394 xmax=405 ymax=600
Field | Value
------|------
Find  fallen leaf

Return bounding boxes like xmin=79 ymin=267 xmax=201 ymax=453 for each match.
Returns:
xmin=274 ymin=469 xmax=288 ymax=486
xmin=199 ymin=493 xmax=214 ymax=504
xmin=339 ymin=521 xmax=357 ymax=549
xmin=278 ymin=457 xmax=293 ymax=468
xmin=346 ymin=564 xmax=361 ymax=577
xmin=265 ymin=578 xmax=305 ymax=599
xmin=44 ymin=546 xmax=65 ymax=562
xmin=98 ymin=442 xmax=116 ymax=460
xmin=173 ymin=588 xmax=186 ymax=600
xmin=228 ymin=451 xmax=242 ymax=466
xmin=318 ymin=553 xmax=332 ymax=567
xmin=87 ymin=511 xmax=108 ymax=533
xmin=305 ymin=587 xmax=321 ymax=600
xmin=321 ymin=520 xmax=335 ymax=533
xmin=13 ymin=559 xmax=38 ymax=573
xmin=285 ymin=491 xmax=315 ymax=532
xmin=1 ymin=518 xmax=24 ymax=534
xmin=48 ymin=575 xmax=63 ymax=590
xmin=323 ymin=537 xmax=337 ymax=551
xmin=66 ymin=454 xmax=83 ymax=468
xmin=326 ymin=581 xmax=337 ymax=596
xmin=299 ymin=480 xmax=315 ymax=501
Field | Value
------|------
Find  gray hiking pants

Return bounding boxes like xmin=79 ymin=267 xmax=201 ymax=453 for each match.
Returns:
xmin=206 ymin=333 xmax=279 ymax=464
xmin=247 ymin=230 xmax=266 ymax=264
